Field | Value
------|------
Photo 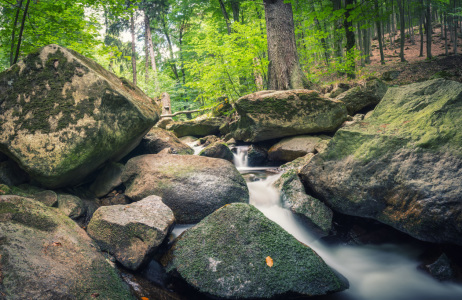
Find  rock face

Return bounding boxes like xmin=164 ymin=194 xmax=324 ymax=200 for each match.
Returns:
xmin=166 ymin=117 xmax=224 ymax=138
xmin=0 ymin=160 xmax=29 ymax=186
xmin=335 ymin=79 xmax=388 ymax=115
xmin=300 ymin=79 xmax=462 ymax=245
xmin=164 ymin=203 xmax=348 ymax=298
xmin=122 ymin=154 xmax=249 ymax=223
xmin=87 ymin=196 xmax=175 ymax=270
xmin=89 ymin=162 xmax=124 ymax=198
xmin=229 ymin=90 xmax=348 ymax=142
xmin=199 ymin=142 xmax=234 ymax=162
xmin=134 ymin=127 xmax=194 ymax=156
xmin=268 ymin=135 xmax=328 ymax=162
xmin=0 ymin=44 xmax=160 ymax=188
xmin=0 ymin=195 xmax=134 ymax=299
xmin=274 ymin=169 xmax=333 ymax=236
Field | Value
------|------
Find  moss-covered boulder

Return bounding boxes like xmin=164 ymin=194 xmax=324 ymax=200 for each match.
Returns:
xmin=335 ymin=79 xmax=388 ymax=115
xmin=87 ymin=195 xmax=175 ymax=270
xmin=121 ymin=154 xmax=249 ymax=223
xmin=268 ymin=135 xmax=330 ymax=162
xmin=274 ymin=169 xmax=333 ymax=236
xmin=199 ymin=142 xmax=234 ymax=162
xmin=164 ymin=203 xmax=348 ymax=298
xmin=0 ymin=44 xmax=160 ymax=188
xmin=166 ymin=117 xmax=224 ymax=138
xmin=229 ymin=90 xmax=348 ymax=142
xmin=300 ymin=79 xmax=462 ymax=245
xmin=131 ymin=127 xmax=194 ymax=156
xmin=0 ymin=195 xmax=134 ymax=299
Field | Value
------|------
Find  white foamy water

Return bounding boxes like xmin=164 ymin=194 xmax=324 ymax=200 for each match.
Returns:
xmin=247 ymin=173 xmax=462 ymax=300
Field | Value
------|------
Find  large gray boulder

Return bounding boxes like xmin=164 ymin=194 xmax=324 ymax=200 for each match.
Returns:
xmin=335 ymin=79 xmax=388 ymax=115
xmin=121 ymin=154 xmax=249 ymax=223
xmin=0 ymin=44 xmax=160 ymax=188
xmin=300 ymin=79 xmax=462 ymax=245
xmin=229 ymin=90 xmax=348 ymax=142
xmin=268 ymin=135 xmax=330 ymax=162
xmin=199 ymin=142 xmax=234 ymax=162
xmin=166 ymin=117 xmax=224 ymax=138
xmin=0 ymin=195 xmax=134 ymax=299
xmin=87 ymin=196 xmax=175 ymax=270
xmin=164 ymin=203 xmax=348 ymax=298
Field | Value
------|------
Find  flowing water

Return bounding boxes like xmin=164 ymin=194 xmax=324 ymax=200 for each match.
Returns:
xmin=234 ymin=147 xmax=462 ymax=300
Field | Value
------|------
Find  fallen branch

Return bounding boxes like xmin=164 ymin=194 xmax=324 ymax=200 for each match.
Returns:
xmin=160 ymin=108 xmax=212 ymax=118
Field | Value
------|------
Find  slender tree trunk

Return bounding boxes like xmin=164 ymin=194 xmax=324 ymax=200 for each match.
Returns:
xmin=263 ymin=0 xmax=309 ymax=90
xmin=454 ymin=0 xmax=458 ymax=55
xmin=231 ymin=0 xmax=240 ymax=22
xmin=161 ymin=15 xmax=179 ymax=81
xmin=444 ymin=13 xmax=449 ymax=55
xmin=419 ymin=3 xmax=424 ymax=57
xmin=397 ymin=0 xmax=406 ymax=62
xmin=374 ymin=0 xmax=385 ymax=64
xmin=145 ymin=28 xmax=149 ymax=84
xmin=426 ymin=0 xmax=432 ymax=59
xmin=12 ymin=0 xmax=30 ymax=65
xmin=332 ymin=0 xmax=343 ymax=62
xmin=218 ymin=0 xmax=232 ymax=35
xmin=312 ymin=3 xmax=330 ymax=65
xmin=10 ymin=0 xmax=23 ymax=66
xmin=344 ymin=0 xmax=356 ymax=78
xmin=130 ymin=13 xmax=137 ymax=85
xmin=145 ymin=13 xmax=159 ymax=92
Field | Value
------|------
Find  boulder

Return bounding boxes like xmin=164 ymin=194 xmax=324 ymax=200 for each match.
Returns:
xmin=425 ymin=254 xmax=457 ymax=282
xmin=0 ymin=44 xmax=160 ymax=188
xmin=274 ymin=169 xmax=333 ymax=236
xmin=87 ymin=196 xmax=175 ymax=270
xmin=229 ymin=90 xmax=348 ymax=142
xmin=122 ymin=154 xmax=249 ymax=223
xmin=34 ymin=190 xmax=59 ymax=207
xmin=199 ymin=142 xmax=234 ymax=162
xmin=57 ymin=193 xmax=86 ymax=220
xmin=0 ymin=195 xmax=134 ymax=299
xmin=89 ymin=162 xmax=124 ymax=198
xmin=179 ymin=136 xmax=198 ymax=146
xmin=300 ymin=79 xmax=462 ymax=245
xmin=247 ymin=144 xmax=268 ymax=167
xmin=155 ymin=117 xmax=174 ymax=129
xmin=164 ymin=203 xmax=348 ymax=298
xmin=268 ymin=135 xmax=328 ymax=162
xmin=133 ymin=127 xmax=194 ymax=156
xmin=166 ymin=117 xmax=224 ymax=138
xmin=198 ymin=135 xmax=220 ymax=147
xmin=335 ymin=79 xmax=388 ymax=115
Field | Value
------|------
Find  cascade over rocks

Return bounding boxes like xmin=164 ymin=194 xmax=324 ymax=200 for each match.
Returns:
xmin=300 ymin=79 xmax=462 ymax=245
xmin=0 ymin=44 xmax=160 ymax=188
xmin=229 ymin=90 xmax=348 ymax=142
xmin=87 ymin=196 xmax=175 ymax=270
xmin=121 ymin=154 xmax=249 ymax=223
xmin=0 ymin=195 xmax=134 ymax=299
xmin=164 ymin=203 xmax=348 ymax=298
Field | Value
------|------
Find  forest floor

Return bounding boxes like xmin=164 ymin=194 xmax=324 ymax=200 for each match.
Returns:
xmin=318 ymin=25 xmax=462 ymax=88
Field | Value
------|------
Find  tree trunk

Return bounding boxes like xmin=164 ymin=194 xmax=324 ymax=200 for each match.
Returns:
xmin=312 ymin=3 xmax=330 ymax=66
xmin=344 ymin=0 xmax=356 ymax=78
xmin=444 ymin=13 xmax=449 ymax=55
xmin=332 ymin=0 xmax=343 ymax=61
xmin=218 ymin=0 xmax=232 ymax=35
xmin=10 ymin=0 xmax=23 ymax=66
xmin=145 ymin=13 xmax=159 ymax=92
xmin=130 ymin=13 xmax=137 ymax=85
xmin=12 ymin=0 xmax=30 ymax=65
xmin=454 ymin=0 xmax=458 ymax=55
xmin=263 ymin=0 xmax=309 ymax=90
xmin=231 ymin=0 xmax=240 ymax=22
xmin=426 ymin=0 xmax=432 ymax=59
xmin=375 ymin=0 xmax=385 ymax=64
xmin=397 ymin=0 xmax=406 ymax=62
xmin=161 ymin=14 xmax=179 ymax=81
xmin=419 ymin=1 xmax=424 ymax=57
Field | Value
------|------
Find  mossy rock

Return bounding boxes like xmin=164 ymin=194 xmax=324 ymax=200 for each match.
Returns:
xmin=300 ymin=79 xmax=462 ymax=245
xmin=0 ymin=44 xmax=160 ymax=188
xmin=199 ymin=142 xmax=234 ymax=162
xmin=335 ymin=79 xmax=388 ymax=115
xmin=164 ymin=203 xmax=348 ymax=298
xmin=0 ymin=195 xmax=134 ymax=299
xmin=230 ymin=90 xmax=348 ymax=142
xmin=166 ymin=117 xmax=225 ymax=138
xmin=131 ymin=127 xmax=194 ymax=156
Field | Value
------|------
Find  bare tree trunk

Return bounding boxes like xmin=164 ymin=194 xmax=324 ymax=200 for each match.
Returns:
xmin=231 ymin=0 xmax=240 ymax=22
xmin=444 ymin=13 xmax=449 ymax=55
xmin=426 ymin=0 xmax=432 ymax=59
xmin=161 ymin=14 xmax=179 ymax=81
xmin=12 ymin=0 xmax=30 ymax=65
xmin=160 ymin=92 xmax=172 ymax=116
xmin=130 ymin=13 xmax=137 ymax=85
xmin=344 ymin=0 xmax=356 ymax=78
xmin=397 ymin=0 xmax=406 ymax=62
xmin=454 ymin=0 xmax=458 ymax=55
xmin=263 ymin=0 xmax=309 ymax=90
xmin=218 ymin=0 xmax=232 ymax=35
xmin=332 ymin=0 xmax=343 ymax=62
xmin=145 ymin=13 xmax=159 ymax=92
xmin=419 ymin=0 xmax=424 ymax=57
xmin=10 ymin=0 xmax=23 ymax=66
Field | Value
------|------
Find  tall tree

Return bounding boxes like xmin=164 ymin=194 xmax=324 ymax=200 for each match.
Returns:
xmin=130 ymin=12 xmax=137 ymax=85
xmin=397 ymin=0 xmax=406 ymax=61
xmin=343 ymin=0 xmax=356 ymax=78
xmin=263 ymin=0 xmax=309 ymax=90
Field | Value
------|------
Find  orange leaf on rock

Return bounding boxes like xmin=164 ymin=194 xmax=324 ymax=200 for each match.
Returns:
xmin=141 ymin=297 xmax=149 ymax=300
xmin=266 ymin=256 xmax=273 ymax=267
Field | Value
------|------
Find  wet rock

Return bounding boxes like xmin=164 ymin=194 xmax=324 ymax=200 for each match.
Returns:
xmin=229 ymin=90 xmax=348 ymax=142
xmin=426 ymin=254 xmax=457 ymax=282
xmin=121 ymin=154 xmax=249 ymax=223
xmin=335 ymin=79 xmax=388 ymax=115
xmin=300 ymin=79 xmax=462 ymax=245
xmin=247 ymin=145 xmax=268 ymax=167
xmin=198 ymin=135 xmax=220 ymax=147
xmin=274 ymin=169 xmax=333 ymax=236
xmin=167 ymin=117 xmax=224 ymax=138
xmin=87 ymin=195 xmax=175 ymax=270
xmin=164 ymin=203 xmax=348 ymax=298
xmin=0 ymin=195 xmax=134 ymax=299
xmin=90 ymin=162 xmax=125 ymax=198
xmin=0 ymin=44 xmax=160 ymax=188
xmin=199 ymin=142 xmax=234 ymax=162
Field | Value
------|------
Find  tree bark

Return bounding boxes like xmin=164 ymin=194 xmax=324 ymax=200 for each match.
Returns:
xmin=144 ymin=13 xmax=159 ymax=92
xmin=12 ymin=0 xmax=30 ymax=65
xmin=332 ymin=0 xmax=343 ymax=61
xmin=375 ymin=0 xmax=385 ymax=64
xmin=397 ymin=0 xmax=406 ymax=62
xmin=426 ymin=0 xmax=432 ymax=59
xmin=10 ymin=0 xmax=23 ymax=66
xmin=218 ymin=0 xmax=232 ymax=35
xmin=344 ymin=0 xmax=356 ymax=78
xmin=264 ymin=0 xmax=309 ymax=90
xmin=231 ymin=0 xmax=240 ymax=22
xmin=419 ymin=0 xmax=424 ymax=57
xmin=130 ymin=13 xmax=137 ymax=85
xmin=161 ymin=13 xmax=179 ymax=81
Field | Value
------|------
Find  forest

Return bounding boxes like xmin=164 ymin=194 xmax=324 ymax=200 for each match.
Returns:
xmin=1 ymin=0 xmax=461 ymax=115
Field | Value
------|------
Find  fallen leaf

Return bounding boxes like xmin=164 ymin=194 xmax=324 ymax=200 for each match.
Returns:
xmin=141 ymin=297 xmax=149 ymax=300
xmin=266 ymin=256 xmax=273 ymax=267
